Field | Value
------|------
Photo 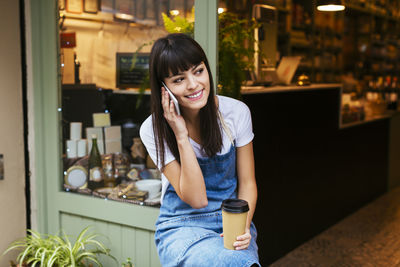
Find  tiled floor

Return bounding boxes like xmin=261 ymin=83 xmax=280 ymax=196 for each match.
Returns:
xmin=270 ymin=187 xmax=400 ymax=267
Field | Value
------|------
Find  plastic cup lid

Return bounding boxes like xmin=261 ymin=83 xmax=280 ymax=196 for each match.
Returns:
xmin=221 ymin=199 xmax=249 ymax=213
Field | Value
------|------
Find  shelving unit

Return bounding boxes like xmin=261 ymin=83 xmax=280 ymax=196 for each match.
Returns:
xmin=342 ymin=1 xmax=400 ymax=82
xmin=276 ymin=0 xmax=344 ymax=83
xmin=274 ymin=0 xmax=400 ymax=84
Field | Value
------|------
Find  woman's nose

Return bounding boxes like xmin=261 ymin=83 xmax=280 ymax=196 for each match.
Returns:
xmin=187 ymin=74 xmax=197 ymax=90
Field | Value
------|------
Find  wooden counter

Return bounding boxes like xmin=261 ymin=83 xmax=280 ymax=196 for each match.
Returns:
xmin=241 ymin=83 xmax=342 ymax=94
xmin=241 ymin=84 xmax=391 ymax=265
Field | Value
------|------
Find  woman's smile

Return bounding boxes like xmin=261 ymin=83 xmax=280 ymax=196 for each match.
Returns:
xmin=186 ymin=89 xmax=204 ymax=101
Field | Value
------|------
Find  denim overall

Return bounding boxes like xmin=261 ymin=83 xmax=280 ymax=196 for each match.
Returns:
xmin=154 ymin=114 xmax=260 ymax=267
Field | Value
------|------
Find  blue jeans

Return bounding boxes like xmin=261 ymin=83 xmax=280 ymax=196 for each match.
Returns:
xmin=155 ymin=145 xmax=260 ymax=266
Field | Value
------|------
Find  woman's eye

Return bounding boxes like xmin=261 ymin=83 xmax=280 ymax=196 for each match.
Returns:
xmin=195 ymin=68 xmax=204 ymax=75
xmin=173 ymin=78 xmax=183 ymax=83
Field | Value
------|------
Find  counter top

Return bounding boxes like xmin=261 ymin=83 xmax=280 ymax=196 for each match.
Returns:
xmin=340 ymin=110 xmax=400 ymax=129
xmin=340 ymin=112 xmax=395 ymax=129
xmin=241 ymin=83 xmax=342 ymax=94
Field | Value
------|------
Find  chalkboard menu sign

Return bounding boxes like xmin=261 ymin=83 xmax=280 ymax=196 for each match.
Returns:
xmin=116 ymin=52 xmax=149 ymax=88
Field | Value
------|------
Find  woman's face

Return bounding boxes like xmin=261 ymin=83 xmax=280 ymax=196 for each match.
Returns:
xmin=163 ymin=62 xmax=210 ymax=112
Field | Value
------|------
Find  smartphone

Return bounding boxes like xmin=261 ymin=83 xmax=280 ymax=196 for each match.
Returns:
xmin=162 ymin=82 xmax=181 ymax=115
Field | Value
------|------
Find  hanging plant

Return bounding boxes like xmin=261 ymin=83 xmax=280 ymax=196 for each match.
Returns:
xmin=218 ymin=12 xmax=259 ymax=99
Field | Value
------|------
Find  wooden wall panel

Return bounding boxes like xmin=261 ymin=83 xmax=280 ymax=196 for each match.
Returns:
xmin=60 ymin=212 xmax=161 ymax=267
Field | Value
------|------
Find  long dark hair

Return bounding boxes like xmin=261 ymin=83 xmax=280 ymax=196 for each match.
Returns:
xmin=149 ymin=33 xmax=222 ymax=170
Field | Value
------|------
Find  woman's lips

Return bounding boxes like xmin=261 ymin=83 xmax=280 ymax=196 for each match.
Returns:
xmin=186 ymin=89 xmax=204 ymax=101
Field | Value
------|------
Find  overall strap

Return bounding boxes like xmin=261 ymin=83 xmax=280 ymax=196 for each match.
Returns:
xmin=217 ymin=110 xmax=234 ymax=146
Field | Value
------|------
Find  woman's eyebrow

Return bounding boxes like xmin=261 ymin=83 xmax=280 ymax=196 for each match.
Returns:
xmin=168 ymin=63 xmax=202 ymax=78
xmin=191 ymin=63 xmax=201 ymax=70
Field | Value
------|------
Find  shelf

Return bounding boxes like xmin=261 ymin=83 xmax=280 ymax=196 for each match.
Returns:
xmin=113 ymin=88 xmax=151 ymax=95
xmin=277 ymin=1 xmax=400 ymax=84
xmin=345 ymin=3 xmax=400 ymax=22
xmin=291 ymin=43 xmax=312 ymax=49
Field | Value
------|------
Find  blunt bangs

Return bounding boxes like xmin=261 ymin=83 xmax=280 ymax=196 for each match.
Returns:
xmin=156 ymin=36 xmax=206 ymax=80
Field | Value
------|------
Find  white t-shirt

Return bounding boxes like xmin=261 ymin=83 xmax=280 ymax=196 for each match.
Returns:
xmin=139 ymin=95 xmax=254 ymax=201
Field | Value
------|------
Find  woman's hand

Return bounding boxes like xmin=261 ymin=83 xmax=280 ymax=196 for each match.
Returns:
xmin=220 ymin=228 xmax=252 ymax=250
xmin=233 ymin=228 xmax=251 ymax=250
xmin=161 ymin=87 xmax=187 ymax=140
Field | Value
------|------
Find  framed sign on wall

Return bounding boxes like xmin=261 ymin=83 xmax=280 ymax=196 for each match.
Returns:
xmin=84 ymin=0 xmax=99 ymax=13
xmin=116 ymin=53 xmax=150 ymax=89
xmin=66 ymin=0 xmax=83 ymax=13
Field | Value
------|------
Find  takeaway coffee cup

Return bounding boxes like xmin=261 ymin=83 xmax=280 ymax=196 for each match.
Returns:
xmin=221 ymin=199 xmax=249 ymax=250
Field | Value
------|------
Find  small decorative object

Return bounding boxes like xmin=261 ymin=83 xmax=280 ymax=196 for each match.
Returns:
xmin=296 ymin=73 xmax=311 ymax=86
xmin=114 ymin=152 xmax=129 ymax=178
xmin=102 ymin=154 xmax=116 ymax=187
xmin=135 ymin=179 xmax=162 ymax=199
xmin=104 ymin=126 xmax=122 ymax=154
xmin=117 ymin=182 xmax=135 ymax=197
xmin=77 ymin=139 xmax=87 ymax=157
xmin=93 ymin=187 xmax=114 ymax=198
xmin=139 ymin=168 xmax=152 ymax=179
xmin=66 ymin=139 xmax=78 ymax=158
xmin=127 ymin=167 xmax=139 ymax=180
xmin=66 ymin=0 xmax=83 ymax=14
xmin=70 ymin=122 xmax=82 ymax=140
xmin=131 ymin=137 xmax=146 ymax=164
xmin=84 ymin=0 xmax=99 ymax=13
xmin=64 ymin=165 xmax=87 ymax=189
xmin=122 ymin=190 xmax=148 ymax=201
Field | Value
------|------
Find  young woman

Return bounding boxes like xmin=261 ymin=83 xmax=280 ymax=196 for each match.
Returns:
xmin=140 ymin=33 xmax=260 ymax=267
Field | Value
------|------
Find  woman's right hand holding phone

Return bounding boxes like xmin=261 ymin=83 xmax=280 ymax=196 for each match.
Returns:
xmin=161 ymin=86 xmax=208 ymax=209
xmin=161 ymin=87 xmax=188 ymax=141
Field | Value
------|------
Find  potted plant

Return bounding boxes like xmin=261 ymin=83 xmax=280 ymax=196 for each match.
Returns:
xmin=217 ymin=12 xmax=259 ymax=99
xmin=121 ymin=257 xmax=134 ymax=267
xmin=2 ymin=226 xmax=117 ymax=267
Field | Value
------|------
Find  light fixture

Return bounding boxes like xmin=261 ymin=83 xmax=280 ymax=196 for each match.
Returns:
xmin=317 ymin=0 xmax=345 ymax=11
xmin=114 ymin=13 xmax=135 ymax=22
xmin=170 ymin=9 xmax=180 ymax=16
xmin=218 ymin=1 xmax=227 ymax=14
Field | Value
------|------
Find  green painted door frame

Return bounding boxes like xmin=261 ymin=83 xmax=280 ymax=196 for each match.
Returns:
xmin=29 ymin=0 xmax=218 ymax=264
xmin=195 ymin=0 xmax=218 ymax=90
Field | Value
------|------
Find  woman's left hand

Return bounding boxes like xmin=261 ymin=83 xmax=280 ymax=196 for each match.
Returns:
xmin=233 ymin=228 xmax=251 ymax=250
xmin=219 ymin=228 xmax=252 ymax=250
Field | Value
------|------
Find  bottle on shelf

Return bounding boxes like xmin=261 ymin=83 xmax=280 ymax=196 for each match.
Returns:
xmin=389 ymin=77 xmax=398 ymax=111
xmin=384 ymin=76 xmax=391 ymax=109
xmin=366 ymin=80 xmax=374 ymax=101
xmin=364 ymin=80 xmax=375 ymax=118
xmin=88 ymin=134 xmax=104 ymax=190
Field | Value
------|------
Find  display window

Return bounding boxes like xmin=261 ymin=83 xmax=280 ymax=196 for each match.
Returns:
xmin=59 ymin=0 xmax=194 ymax=207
